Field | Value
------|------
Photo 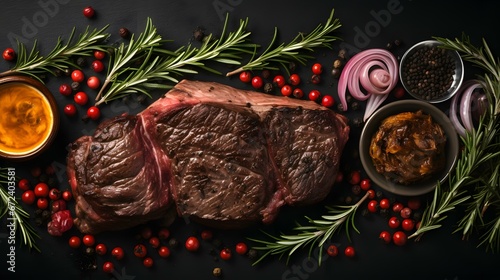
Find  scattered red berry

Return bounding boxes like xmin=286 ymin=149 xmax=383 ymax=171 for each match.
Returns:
xmin=48 ymin=188 xmax=60 ymax=200
xmin=74 ymin=91 xmax=89 ymax=105
xmin=111 ymin=247 xmax=125 ymax=260
xmin=61 ymin=190 xmax=72 ymax=201
xmin=37 ymin=197 xmax=49 ymax=209
xmin=292 ymin=88 xmax=304 ymax=98
xmin=82 ymin=234 xmax=96 ymax=247
xmin=308 ymin=89 xmax=321 ymax=101
xmin=407 ymin=197 xmax=421 ymax=210
xmin=91 ymin=60 xmax=104 ymax=72
xmin=71 ymin=69 xmax=85 ymax=83
xmin=158 ymin=228 xmax=170 ymax=240
xmin=64 ymin=104 xmax=77 ymax=117
xmin=51 ymin=199 xmax=67 ymax=213
xmin=326 ymin=244 xmax=338 ymax=257
xmin=239 ymin=71 xmax=252 ymax=83
xmin=379 ymin=231 xmax=391 ymax=244
xmin=344 ymin=246 xmax=355 ymax=258
xmin=68 ymin=236 xmax=81 ymax=248
xmin=149 ymin=237 xmax=160 ymax=248
xmin=392 ymin=231 xmax=407 ymax=246
xmin=288 ymin=73 xmax=301 ymax=86
xmin=18 ymin=178 xmax=30 ymax=191
xmin=34 ymin=182 xmax=49 ymax=197
xmin=87 ymin=106 xmax=101 ymax=120
xmin=95 ymin=243 xmax=107 ymax=255
xmin=367 ymin=189 xmax=376 ymax=199
xmin=21 ymin=190 xmax=36 ymax=205
xmin=158 ymin=246 xmax=170 ymax=258
xmin=392 ymin=202 xmax=404 ymax=213
xmin=140 ymin=227 xmax=153 ymax=239
xmin=133 ymin=244 xmax=147 ymax=258
xmin=94 ymin=50 xmax=106 ymax=60
xmin=201 ymin=229 xmax=213 ymax=240
xmin=348 ymin=170 xmax=361 ymax=185
xmin=219 ymin=248 xmax=232 ymax=260
xmin=235 ymin=242 xmax=248 ymax=255
xmin=102 ymin=261 xmax=114 ymax=273
xmin=388 ymin=216 xmax=400 ymax=229
xmin=2 ymin=47 xmax=16 ymax=61
xmin=321 ymin=95 xmax=334 ymax=107
xmin=59 ymin=83 xmax=72 ymax=96
xmin=87 ymin=76 xmax=100 ymax=89
xmin=185 ymin=236 xmax=200 ymax=252
xmin=273 ymin=75 xmax=286 ymax=88
xmin=311 ymin=63 xmax=323 ymax=75
xmin=359 ymin=178 xmax=371 ymax=190
xmin=251 ymin=76 xmax=263 ymax=89
xmin=400 ymin=207 xmax=412 ymax=219
xmin=379 ymin=198 xmax=390 ymax=209
xmin=83 ymin=6 xmax=95 ymax=18
xmin=401 ymin=219 xmax=415 ymax=231
xmin=280 ymin=85 xmax=292 ymax=96
xmin=143 ymin=257 xmax=154 ymax=268
xmin=367 ymin=200 xmax=378 ymax=213
xmin=393 ymin=86 xmax=405 ymax=98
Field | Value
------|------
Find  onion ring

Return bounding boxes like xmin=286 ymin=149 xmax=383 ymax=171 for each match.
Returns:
xmin=338 ymin=49 xmax=399 ymax=121
xmin=449 ymin=80 xmax=484 ymax=137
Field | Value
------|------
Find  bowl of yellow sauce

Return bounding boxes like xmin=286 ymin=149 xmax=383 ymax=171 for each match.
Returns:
xmin=0 ymin=76 xmax=59 ymax=161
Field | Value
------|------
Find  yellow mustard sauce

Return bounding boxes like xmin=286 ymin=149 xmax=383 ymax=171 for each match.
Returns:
xmin=0 ymin=82 xmax=53 ymax=155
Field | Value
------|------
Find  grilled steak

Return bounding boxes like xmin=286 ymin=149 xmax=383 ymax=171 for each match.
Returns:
xmin=67 ymin=80 xmax=350 ymax=234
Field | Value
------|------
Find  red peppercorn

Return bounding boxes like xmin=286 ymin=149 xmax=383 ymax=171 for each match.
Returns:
xmin=95 ymin=243 xmax=107 ymax=255
xmin=235 ymin=242 xmax=248 ymax=255
xmin=407 ymin=197 xmax=421 ymax=210
xmin=239 ymin=71 xmax=252 ymax=83
xmin=379 ymin=231 xmax=391 ymax=244
xmin=393 ymin=86 xmax=405 ymax=99
xmin=34 ymin=182 xmax=49 ymax=197
xmin=48 ymin=188 xmax=61 ymax=200
xmin=87 ymin=76 xmax=100 ymax=89
xmin=64 ymin=104 xmax=77 ymax=117
xmin=379 ymin=198 xmax=390 ymax=209
xmin=367 ymin=200 xmax=378 ymax=213
xmin=18 ymin=179 xmax=30 ymax=191
xmin=71 ymin=70 xmax=85 ymax=83
xmin=37 ymin=198 xmax=49 ymax=209
xmin=367 ymin=189 xmax=376 ymax=199
xmin=400 ymin=207 xmax=412 ymax=219
xmin=2 ymin=47 xmax=16 ymax=61
xmin=344 ymin=246 xmax=355 ymax=258
xmin=21 ymin=190 xmax=36 ymax=205
xmin=321 ymin=95 xmax=334 ymax=107
xmin=392 ymin=231 xmax=407 ymax=246
xmin=281 ymin=85 xmax=292 ymax=96
xmin=134 ymin=244 xmax=147 ymax=258
xmin=292 ymin=88 xmax=304 ymax=98
xmin=158 ymin=228 xmax=170 ymax=240
xmin=158 ymin=246 xmax=170 ymax=258
xmin=251 ymin=76 xmax=263 ymax=89
xmin=102 ymin=261 xmax=114 ymax=273
xmin=288 ymin=74 xmax=301 ymax=86
xmin=83 ymin=6 xmax=95 ymax=18
xmin=308 ymin=89 xmax=321 ymax=101
xmin=143 ymin=257 xmax=154 ymax=268
xmin=111 ymin=247 xmax=125 ymax=260
xmin=59 ymin=83 xmax=72 ymax=96
xmin=94 ymin=50 xmax=106 ymax=60
xmin=51 ymin=199 xmax=67 ymax=213
xmin=311 ymin=74 xmax=321 ymax=84
xmin=348 ymin=170 xmax=361 ymax=185
xmin=82 ymin=234 xmax=95 ymax=247
xmin=68 ymin=236 xmax=81 ymax=248
xmin=392 ymin=202 xmax=404 ymax=213
xmin=311 ymin=63 xmax=323 ymax=75
xmin=326 ymin=244 xmax=338 ymax=257
xmin=91 ymin=60 xmax=104 ymax=72
xmin=359 ymin=178 xmax=371 ymax=190
xmin=200 ymin=229 xmax=213 ymax=240
xmin=388 ymin=216 xmax=400 ymax=229
xmin=219 ymin=248 xmax=232 ymax=260
xmin=185 ymin=236 xmax=200 ymax=252
xmin=149 ymin=237 xmax=160 ymax=248
xmin=273 ymin=75 xmax=286 ymax=88
xmin=401 ymin=218 xmax=415 ymax=231
xmin=87 ymin=106 xmax=101 ymax=121
xmin=74 ymin=91 xmax=88 ymax=106
xmin=61 ymin=190 xmax=72 ymax=201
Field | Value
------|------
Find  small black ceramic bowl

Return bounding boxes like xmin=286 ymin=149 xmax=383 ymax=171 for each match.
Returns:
xmin=359 ymin=100 xmax=459 ymax=196
xmin=399 ymin=40 xmax=464 ymax=103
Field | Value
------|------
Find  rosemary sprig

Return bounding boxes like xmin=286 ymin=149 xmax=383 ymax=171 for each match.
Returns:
xmin=94 ymin=17 xmax=164 ymax=103
xmin=95 ymin=15 xmax=255 ymax=105
xmin=249 ymin=191 xmax=369 ymax=265
xmin=409 ymin=35 xmax=500 ymax=251
xmin=0 ymin=25 xmax=110 ymax=82
xmin=0 ymin=168 xmax=40 ymax=252
xmin=225 ymin=9 xmax=341 ymax=77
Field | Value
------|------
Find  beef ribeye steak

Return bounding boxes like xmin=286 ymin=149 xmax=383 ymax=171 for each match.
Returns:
xmin=67 ymin=80 xmax=350 ymax=234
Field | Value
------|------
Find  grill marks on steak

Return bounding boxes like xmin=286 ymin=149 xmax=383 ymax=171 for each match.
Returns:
xmin=67 ymin=80 xmax=349 ymax=234
xmin=156 ymin=103 xmax=274 ymax=227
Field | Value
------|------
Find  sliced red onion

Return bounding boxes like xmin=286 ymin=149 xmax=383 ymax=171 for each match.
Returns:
xmin=338 ymin=49 xmax=398 ymax=121
xmin=450 ymin=80 xmax=484 ymax=137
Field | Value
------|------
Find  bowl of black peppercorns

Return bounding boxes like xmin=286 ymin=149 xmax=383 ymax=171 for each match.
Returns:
xmin=399 ymin=40 xmax=464 ymax=103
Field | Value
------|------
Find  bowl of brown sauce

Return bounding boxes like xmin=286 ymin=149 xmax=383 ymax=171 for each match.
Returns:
xmin=0 ymin=75 xmax=59 ymax=161
xmin=359 ymin=100 xmax=459 ymax=196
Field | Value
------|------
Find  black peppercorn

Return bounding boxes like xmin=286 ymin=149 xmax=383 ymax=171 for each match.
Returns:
xmin=331 ymin=68 xmax=341 ymax=78
xmin=85 ymin=247 xmax=95 ymax=256
xmin=76 ymin=57 xmax=87 ymax=67
xmin=351 ymin=184 xmax=361 ymax=195
xmin=263 ymin=82 xmax=274 ymax=93
xmin=288 ymin=61 xmax=297 ymax=72
xmin=213 ymin=267 xmax=222 ymax=277
xmin=193 ymin=27 xmax=205 ymax=42
xmin=261 ymin=69 xmax=271 ymax=79
xmin=338 ymin=49 xmax=347 ymax=59
xmin=351 ymin=101 xmax=359 ymax=111
xmin=247 ymin=248 xmax=258 ymax=259
xmin=119 ymin=27 xmax=130 ymax=39
xmin=71 ymin=81 xmax=80 ymax=91
xmin=136 ymin=94 xmax=147 ymax=104
xmin=168 ymin=238 xmax=178 ymax=248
